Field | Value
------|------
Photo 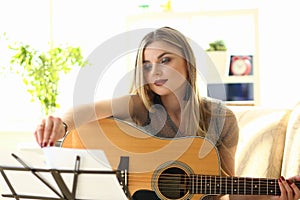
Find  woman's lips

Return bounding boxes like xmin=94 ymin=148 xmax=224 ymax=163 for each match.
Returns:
xmin=154 ymin=79 xmax=168 ymax=86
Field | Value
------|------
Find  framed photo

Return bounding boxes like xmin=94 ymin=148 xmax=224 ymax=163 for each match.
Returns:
xmin=229 ymin=55 xmax=253 ymax=76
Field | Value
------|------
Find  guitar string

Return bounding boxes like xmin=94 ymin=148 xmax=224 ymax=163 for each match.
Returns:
xmin=127 ymin=174 xmax=281 ymax=185
xmin=125 ymin=174 xmax=299 ymax=194
xmin=126 ymin=181 xmax=281 ymax=195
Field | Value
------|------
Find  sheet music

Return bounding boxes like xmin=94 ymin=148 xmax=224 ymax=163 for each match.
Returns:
xmin=0 ymin=147 xmax=128 ymax=200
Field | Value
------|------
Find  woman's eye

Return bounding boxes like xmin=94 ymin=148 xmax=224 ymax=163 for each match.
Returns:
xmin=160 ymin=57 xmax=171 ymax=64
xmin=143 ymin=63 xmax=152 ymax=70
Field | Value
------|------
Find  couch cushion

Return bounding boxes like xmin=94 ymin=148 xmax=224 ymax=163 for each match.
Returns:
xmin=281 ymin=102 xmax=300 ymax=178
xmin=230 ymin=106 xmax=290 ymax=178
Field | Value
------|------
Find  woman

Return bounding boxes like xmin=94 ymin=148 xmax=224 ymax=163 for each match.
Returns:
xmin=34 ymin=27 xmax=299 ymax=200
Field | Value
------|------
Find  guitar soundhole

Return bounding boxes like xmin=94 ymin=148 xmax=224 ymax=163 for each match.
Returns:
xmin=158 ymin=167 xmax=189 ymax=199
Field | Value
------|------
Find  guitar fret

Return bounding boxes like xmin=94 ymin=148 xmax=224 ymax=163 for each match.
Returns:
xmin=231 ymin=177 xmax=234 ymax=194
xmin=227 ymin=177 xmax=232 ymax=194
xmin=251 ymin=177 xmax=253 ymax=195
xmin=257 ymin=178 xmax=261 ymax=195
xmin=205 ymin=175 xmax=207 ymax=194
xmin=244 ymin=177 xmax=246 ymax=195
xmin=253 ymin=178 xmax=260 ymax=195
xmin=225 ymin=176 xmax=227 ymax=194
xmin=233 ymin=177 xmax=238 ymax=194
xmin=232 ymin=177 xmax=234 ymax=194
xmin=267 ymin=178 xmax=268 ymax=195
xmin=258 ymin=177 xmax=262 ymax=194
xmin=190 ymin=175 xmax=193 ymax=194
xmin=228 ymin=177 xmax=232 ymax=194
xmin=207 ymin=176 xmax=210 ymax=194
xmin=220 ymin=177 xmax=226 ymax=195
xmin=211 ymin=175 xmax=214 ymax=194
xmin=230 ymin=177 xmax=233 ymax=194
xmin=194 ymin=174 xmax=197 ymax=194
xmin=217 ymin=176 xmax=221 ymax=194
xmin=200 ymin=176 xmax=205 ymax=194
xmin=271 ymin=180 xmax=278 ymax=195
xmin=193 ymin=174 xmax=195 ymax=194
xmin=196 ymin=174 xmax=198 ymax=194
xmin=245 ymin=177 xmax=251 ymax=195
xmin=214 ymin=176 xmax=216 ymax=194
xmin=202 ymin=175 xmax=205 ymax=194
xmin=204 ymin=175 xmax=207 ymax=194
xmin=268 ymin=178 xmax=279 ymax=195
xmin=209 ymin=175 xmax=212 ymax=194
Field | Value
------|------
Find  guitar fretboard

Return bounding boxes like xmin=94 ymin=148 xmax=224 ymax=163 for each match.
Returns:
xmin=189 ymin=175 xmax=299 ymax=196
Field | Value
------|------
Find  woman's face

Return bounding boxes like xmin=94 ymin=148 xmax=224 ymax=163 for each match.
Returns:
xmin=142 ymin=41 xmax=188 ymax=97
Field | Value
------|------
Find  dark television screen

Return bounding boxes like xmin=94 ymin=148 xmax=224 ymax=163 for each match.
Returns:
xmin=207 ymin=83 xmax=254 ymax=101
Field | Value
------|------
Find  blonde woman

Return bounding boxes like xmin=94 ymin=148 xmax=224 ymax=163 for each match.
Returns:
xmin=34 ymin=27 xmax=299 ymax=200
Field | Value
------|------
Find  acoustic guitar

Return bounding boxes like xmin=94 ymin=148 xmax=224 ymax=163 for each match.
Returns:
xmin=61 ymin=118 xmax=299 ymax=200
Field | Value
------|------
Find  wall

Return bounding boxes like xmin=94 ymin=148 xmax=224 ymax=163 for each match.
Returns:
xmin=258 ymin=1 xmax=300 ymax=108
xmin=0 ymin=0 xmax=300 ymax=134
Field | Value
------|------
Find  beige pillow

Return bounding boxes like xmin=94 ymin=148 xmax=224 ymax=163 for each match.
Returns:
xmin=233 ymin=107 xmax=290 ymax=178
xmin=281 ymin=102 xmax=300 ymax=178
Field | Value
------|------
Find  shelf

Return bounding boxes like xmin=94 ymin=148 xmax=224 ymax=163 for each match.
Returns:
xmin=226 ymin=101 xmax=255 ymax=106
xmin=126 ymin=9 xmax=259 ymax=105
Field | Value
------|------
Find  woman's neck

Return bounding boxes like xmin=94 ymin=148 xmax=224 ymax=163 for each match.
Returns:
xmin=160 ymin=84 xmax=187 ymax=126
xmin=161 ymin=94 xmax=181 ymax=113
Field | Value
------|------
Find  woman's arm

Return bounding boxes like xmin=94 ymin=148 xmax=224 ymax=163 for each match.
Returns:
xmin=218 ymin=107 xmax=239 ymax=177
xmin=34 ymin=95 xmax=134 ymax=147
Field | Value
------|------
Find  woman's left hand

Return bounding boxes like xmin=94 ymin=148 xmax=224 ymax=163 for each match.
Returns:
xmin=272 ymin=176 xmax=300 ymax=200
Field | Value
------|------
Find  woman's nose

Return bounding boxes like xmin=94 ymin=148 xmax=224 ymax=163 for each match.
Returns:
xmin=151 ymin=63 xmax=162 ymax=75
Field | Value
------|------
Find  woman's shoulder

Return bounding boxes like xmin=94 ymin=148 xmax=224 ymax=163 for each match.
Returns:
xmin=201 ymin=97 xmax=233 ymax=114
xmin=127 ymin=94 xmax=149 ymax=125
xmin=129 ymin=94 xmax=143 ymax=105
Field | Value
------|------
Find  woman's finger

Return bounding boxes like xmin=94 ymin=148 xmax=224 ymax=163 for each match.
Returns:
xmin=278 ymin=177 xmax=287 ymax=199
xmin=35 ymin=119 xmax=46 ymax=147
xmin=43 ymin=116 xmax=54 ymax=147
xmin=290 ymin=181 xmax=300 ymax=199
xmin=48 ymin=117 xmax=63 ymax=146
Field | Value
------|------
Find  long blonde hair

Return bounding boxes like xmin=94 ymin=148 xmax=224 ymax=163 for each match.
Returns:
xmin=130 ymin=27 xmax=208 ymax=136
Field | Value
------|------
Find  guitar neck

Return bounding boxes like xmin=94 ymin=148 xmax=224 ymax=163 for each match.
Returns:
xmin=190 ymin=175 xmax=300 ymax=196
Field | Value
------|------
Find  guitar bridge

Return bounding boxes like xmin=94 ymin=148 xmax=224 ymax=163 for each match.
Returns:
xmin=117 ymin=156 xmax=130 ymax=199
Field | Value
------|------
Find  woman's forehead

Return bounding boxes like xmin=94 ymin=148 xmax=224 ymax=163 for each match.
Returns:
xmin=144 ymin=41 xmax=182 ymax=56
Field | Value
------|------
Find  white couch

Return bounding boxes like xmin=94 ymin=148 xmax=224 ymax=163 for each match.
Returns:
xmin=231 ymin=102 xmax=300 ymax=179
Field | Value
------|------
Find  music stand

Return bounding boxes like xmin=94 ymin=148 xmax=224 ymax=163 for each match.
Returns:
xmin=0 ymin=153 xmax=129 ymax=200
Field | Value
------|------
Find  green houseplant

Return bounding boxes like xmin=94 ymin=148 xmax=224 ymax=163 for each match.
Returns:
xmin=206 ymin=40 xmax=227 ymax=76
xmin=206 ymin=40 xmax=227 ymax=51
xmin=8 ymin=42 xmax=87 ymax=115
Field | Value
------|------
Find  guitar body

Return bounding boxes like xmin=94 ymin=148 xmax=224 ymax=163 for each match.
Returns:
xmin=62 ymin=118 xmax=221 ymax=200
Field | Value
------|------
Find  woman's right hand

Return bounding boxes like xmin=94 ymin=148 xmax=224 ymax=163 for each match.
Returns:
xmin=34 ymin=116 xmax=67 ymax=147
